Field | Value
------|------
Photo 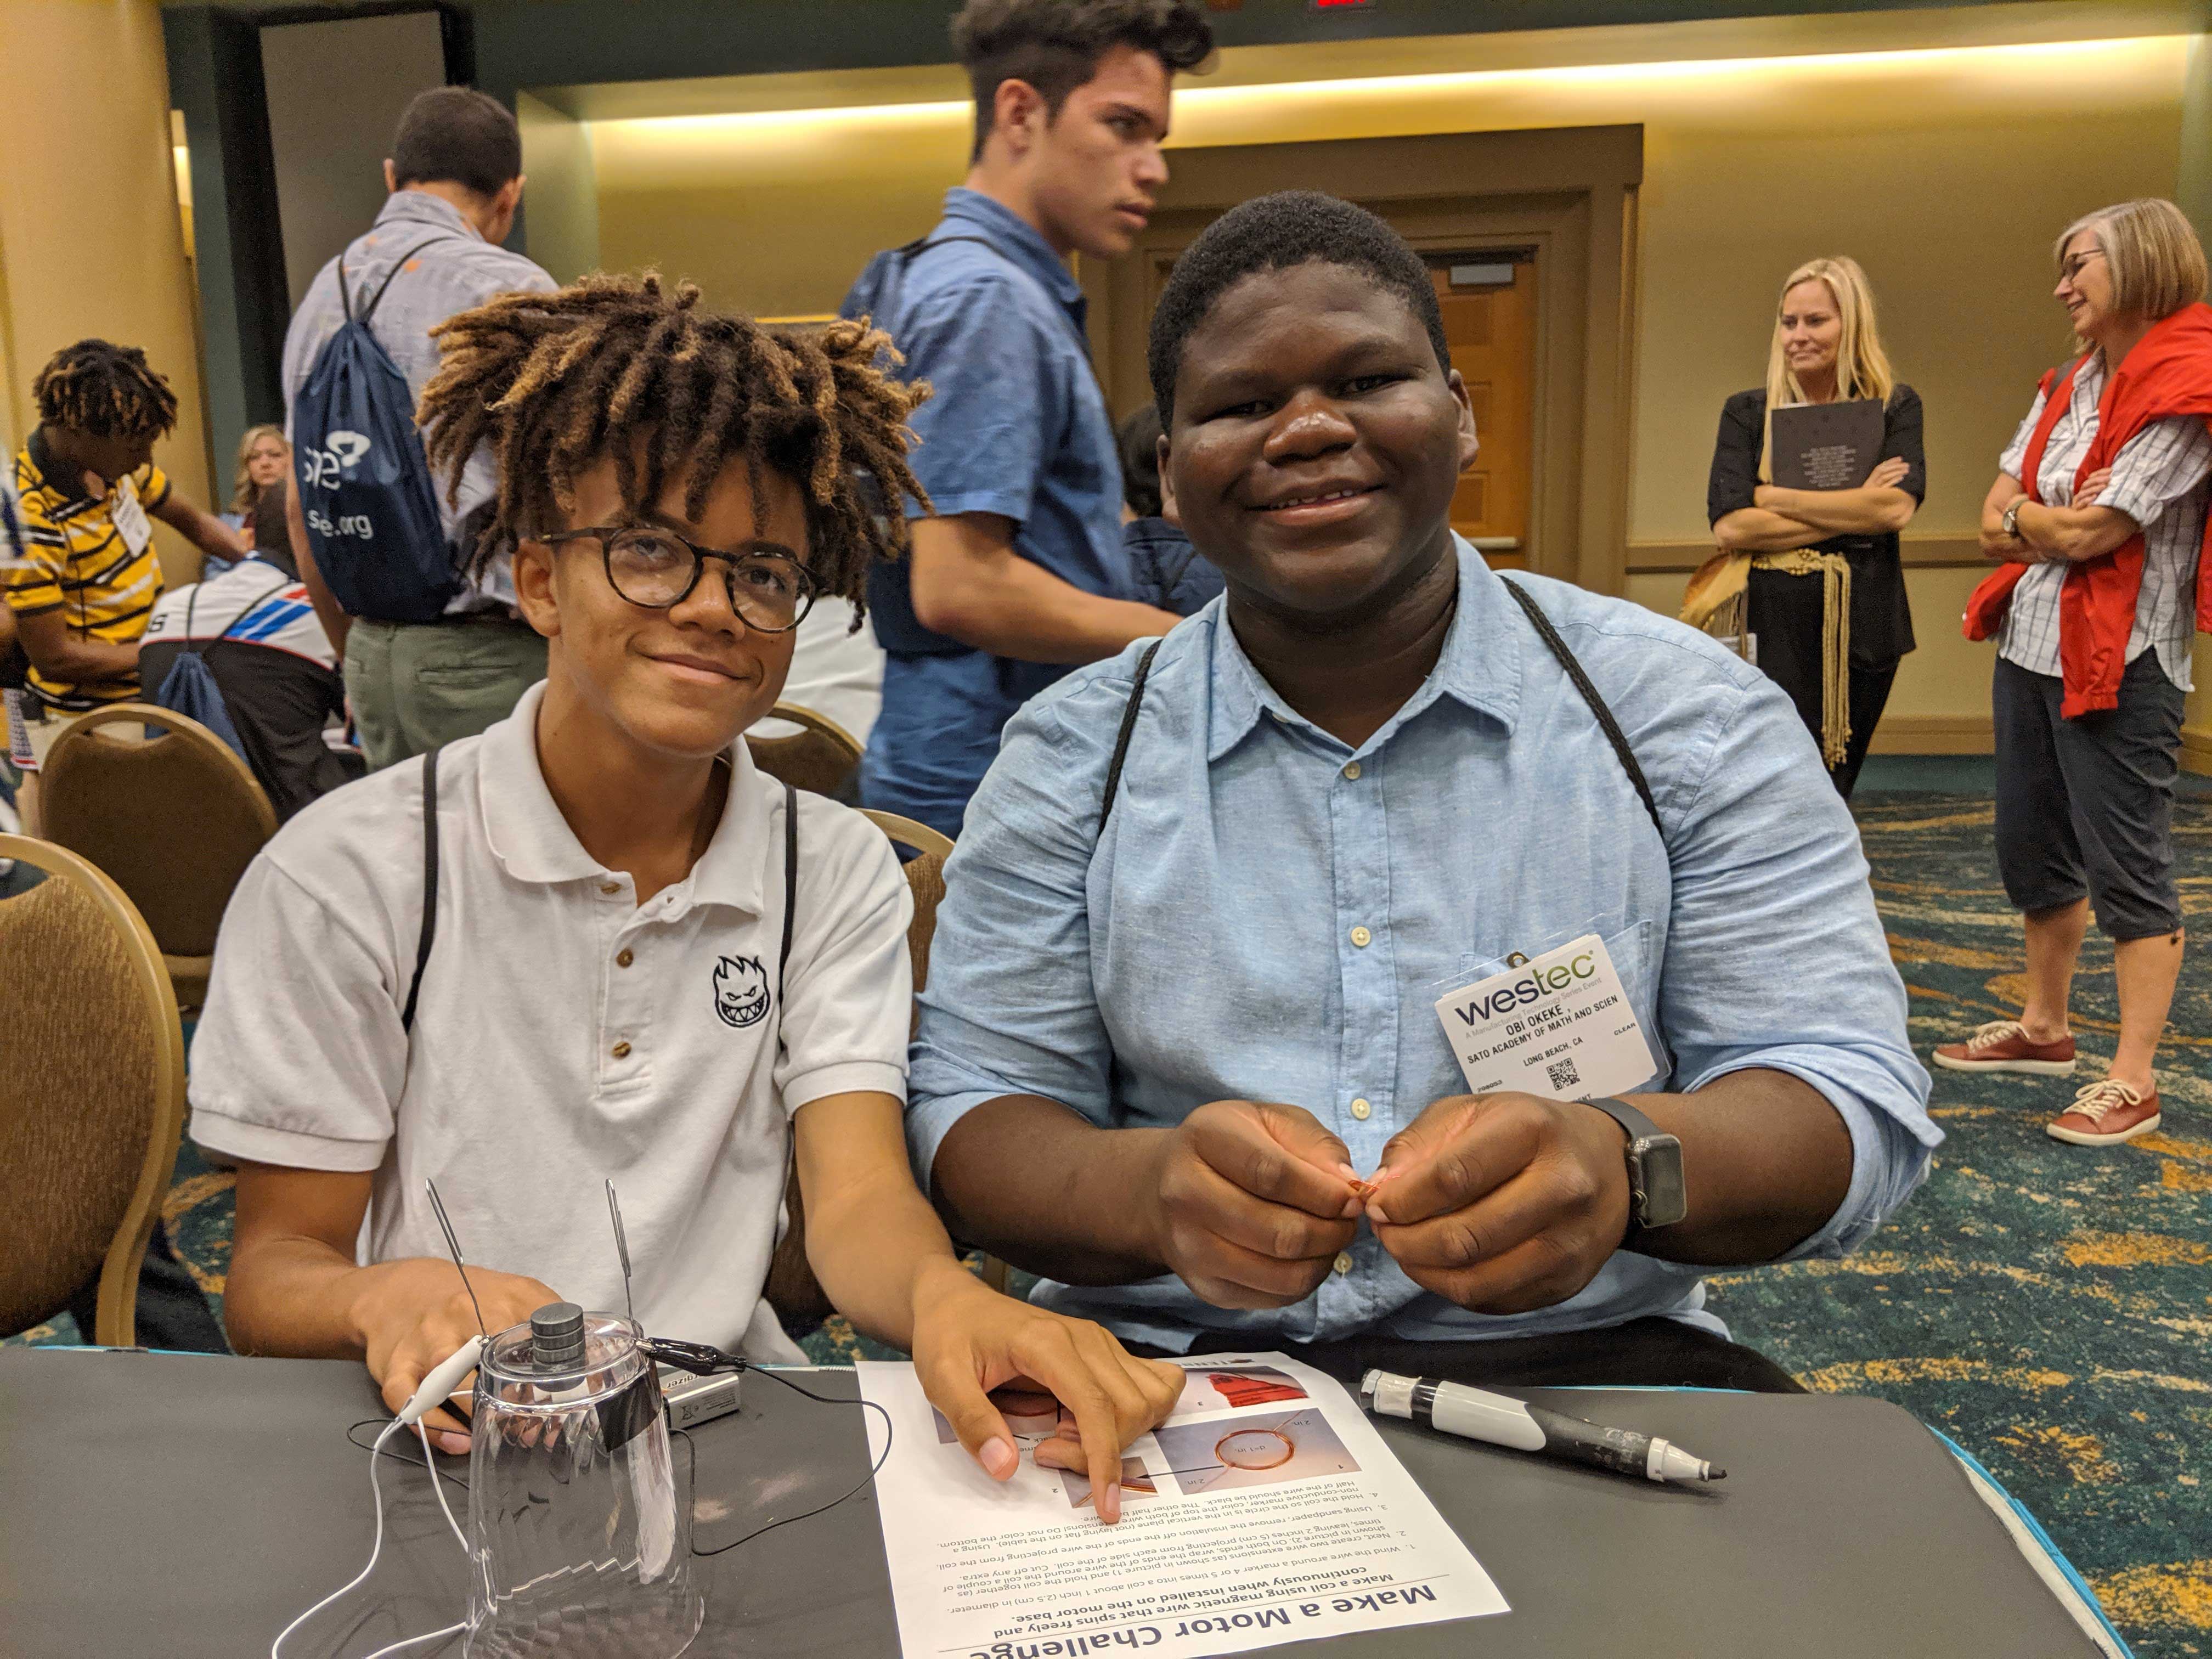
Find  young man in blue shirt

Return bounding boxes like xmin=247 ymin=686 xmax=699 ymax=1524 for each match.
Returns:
xmin=909 ymin=193 xmax=1938 ymax=1391
xmin=841 ymin=0 xmax=1208 ymax=838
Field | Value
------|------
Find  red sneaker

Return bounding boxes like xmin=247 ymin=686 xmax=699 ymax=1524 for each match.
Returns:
xmin=2047 ymin=1080 xmax=2162 ymax=1146
xmin=1933 ymin=1020 xmax=2078 ymax=1076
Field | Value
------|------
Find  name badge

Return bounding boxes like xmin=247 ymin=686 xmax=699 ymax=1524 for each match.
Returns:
xmin=110 ymin=477 xmax=153 ymax=555
xmin=1432 ymin=933 xmax=1656 ymax=1101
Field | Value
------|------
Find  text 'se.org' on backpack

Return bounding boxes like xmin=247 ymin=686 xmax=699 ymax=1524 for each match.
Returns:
xmin=290 ymin=238 xmax=461 ymax=623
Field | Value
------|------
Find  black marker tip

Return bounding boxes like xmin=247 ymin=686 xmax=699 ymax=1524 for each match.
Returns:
xmin=1706 ymin=1466 xmax=1727 ymax=1481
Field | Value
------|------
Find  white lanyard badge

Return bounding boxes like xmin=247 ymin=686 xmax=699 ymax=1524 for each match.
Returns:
xmin=1432 ymin=932 xmax=1657 ymax=1101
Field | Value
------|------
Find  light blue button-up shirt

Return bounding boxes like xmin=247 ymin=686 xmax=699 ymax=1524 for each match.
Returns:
xmin=908 ymin=540 xmax=1937 ymax=1352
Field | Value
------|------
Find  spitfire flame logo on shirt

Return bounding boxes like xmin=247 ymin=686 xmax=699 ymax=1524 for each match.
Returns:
xmin=711 ymin=955 xmax=771 ymax=1029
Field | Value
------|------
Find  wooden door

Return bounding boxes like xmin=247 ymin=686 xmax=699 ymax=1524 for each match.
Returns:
xmin=1429 ymin=255 xmax=1536 ymax=571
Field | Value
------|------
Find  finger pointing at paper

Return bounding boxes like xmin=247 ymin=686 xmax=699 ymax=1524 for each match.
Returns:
xmin=1364 ymin=1092 xmax=1632 ymax=1317
xmin=910 ymin=1263 xmax=1184 ymax=1524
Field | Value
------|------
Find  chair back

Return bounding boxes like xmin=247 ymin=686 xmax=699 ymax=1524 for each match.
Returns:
xmin=40 ymin=703 xmax=277 ymax=966
xmin=900 ymin=849 xmax=946 ymax=998
xmin=861 ymin=810 xmax=953 ymax=1008
xmin=746 ymin=703 xmax=864 ymax=798
xmin=860 ymin=808 xmax=956 ymax=862
xmin=0 ymin=836 xmax=188 ymax=1345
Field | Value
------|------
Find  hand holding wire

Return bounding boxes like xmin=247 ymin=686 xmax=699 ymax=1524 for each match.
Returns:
xmin=399 ymin=1339 xmax=484 ymax=1427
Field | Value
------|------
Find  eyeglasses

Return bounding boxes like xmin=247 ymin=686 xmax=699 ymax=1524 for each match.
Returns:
xmin=2059 ymin=248 xmax=2107 ymax=284
xmin=541 ymin=525 xmax=816 ymax=634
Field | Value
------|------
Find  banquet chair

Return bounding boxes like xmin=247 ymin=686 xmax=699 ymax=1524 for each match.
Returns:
xmin=0 ymin=836 xmax=188 ymax=1347
xmin=859 ymin=808 xmax=956 ymax=864
xmin=746 ymin=702 xmax=864 ymax=798
xmin=39 ymin=704 xmax=276 ymax=1010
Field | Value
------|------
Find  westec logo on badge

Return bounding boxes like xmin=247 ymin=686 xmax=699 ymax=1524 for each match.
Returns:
xmin=1452 ymin=951 xmax=1597 ymax=1026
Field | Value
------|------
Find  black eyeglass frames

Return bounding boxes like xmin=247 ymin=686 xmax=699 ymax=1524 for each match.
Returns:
xmin=541 ymin=525 xmax=817 ymax=633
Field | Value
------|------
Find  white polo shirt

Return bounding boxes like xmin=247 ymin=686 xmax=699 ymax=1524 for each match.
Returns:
xmin=189 ymin=681 xmax=912 ymax=1358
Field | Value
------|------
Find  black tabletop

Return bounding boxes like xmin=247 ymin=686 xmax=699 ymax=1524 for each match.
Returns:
xmin=0 ymin=1347 xmax=2099 ymax=1658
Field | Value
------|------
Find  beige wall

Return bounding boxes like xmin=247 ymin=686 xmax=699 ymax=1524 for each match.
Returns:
xmin=587 ymin=30 xmax=2188 ymax=501
xmin=517 ymin=91 xmax=603 ymax=285
xmin=577 ymin=15 xmax=2200 ymax=753
xmin=591 ymin=103 xmax=971 ymax=318
xmin=0 ymin=0 xmax=217 ymax=586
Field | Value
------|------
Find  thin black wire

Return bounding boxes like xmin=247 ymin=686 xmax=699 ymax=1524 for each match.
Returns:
xmin=342 ymin=1364 xmax=893 ymax=1559
xmin=346 ymin=1417 xmax=473 ymax=1495
xmin=684 ymin=1367 xmax=893 ymax=1559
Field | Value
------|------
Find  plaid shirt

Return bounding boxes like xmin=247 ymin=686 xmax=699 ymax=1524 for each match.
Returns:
xmin=1996 ymin=353 xmax=2212 ymax=689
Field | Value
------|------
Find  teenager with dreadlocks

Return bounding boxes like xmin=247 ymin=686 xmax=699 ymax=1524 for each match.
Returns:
xmin=192 ymin=274 xmax=1183 ymax=1514
xmin=4 ymin=339 xmax=242 ymax=714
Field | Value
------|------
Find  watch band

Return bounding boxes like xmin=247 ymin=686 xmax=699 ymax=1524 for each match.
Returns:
xmin=1583 ymin=1097 xmax=1677 ymax=1249
xmin=1583 ymin=1096 xmax=1665 ymax=1147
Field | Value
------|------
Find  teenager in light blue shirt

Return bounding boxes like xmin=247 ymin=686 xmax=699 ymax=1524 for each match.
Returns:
xmin=840 ymin=1 xmax=1212 ymax=838
xmin=909 ymin=193 xmax=1937 ymax=1392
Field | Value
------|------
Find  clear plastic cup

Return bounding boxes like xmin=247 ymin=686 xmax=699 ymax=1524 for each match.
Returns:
xmin=466 ymin=1307 xmax=704 ymax=1657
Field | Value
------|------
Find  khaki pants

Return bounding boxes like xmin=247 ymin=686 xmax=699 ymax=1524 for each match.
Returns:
xmin=343 ymin=616 xmax=548 ymax=772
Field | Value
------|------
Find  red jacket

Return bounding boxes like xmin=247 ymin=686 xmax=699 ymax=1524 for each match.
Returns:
xmin=1963 ymin=301 xmax=2212 ymax=718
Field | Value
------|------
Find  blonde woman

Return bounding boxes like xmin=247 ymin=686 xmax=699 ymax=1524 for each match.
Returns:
xmin=1702 ymin=257 xmax=1923 ymax=795
xmin=1943 ymin=200 xmax=2212 ymax=1147
xmin=215 ymin=425 xmax=290 ymax=577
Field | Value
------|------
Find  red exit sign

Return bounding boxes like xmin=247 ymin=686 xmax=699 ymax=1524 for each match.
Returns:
xmin=1311 ymin=0 xmax=1376 ymax=9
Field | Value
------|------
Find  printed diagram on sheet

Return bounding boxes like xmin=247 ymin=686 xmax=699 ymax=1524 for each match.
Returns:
xmin=859 ymin=1351 xmax=1508 ymax=1659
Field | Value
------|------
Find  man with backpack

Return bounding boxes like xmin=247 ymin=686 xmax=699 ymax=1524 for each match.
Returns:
xmin=280 ymin=86 xmax=554 ymax=771
xmin=838 ymin=0 xmax=1207 ymax=839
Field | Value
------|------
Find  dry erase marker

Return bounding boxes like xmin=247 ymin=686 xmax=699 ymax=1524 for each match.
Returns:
xmin=1360 ymin=1369 xmax=1725 ymax=1485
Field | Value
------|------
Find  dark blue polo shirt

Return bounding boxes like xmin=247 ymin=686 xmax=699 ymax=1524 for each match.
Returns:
xmin=841 ymin=189 xmax=1132 ymax=838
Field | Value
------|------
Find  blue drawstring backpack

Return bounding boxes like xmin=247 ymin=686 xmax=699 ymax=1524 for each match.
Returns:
xmin=151 ymin=577 xmax=291 ymax=761
xmin=290 ymin=237 xmax=460 ymax=623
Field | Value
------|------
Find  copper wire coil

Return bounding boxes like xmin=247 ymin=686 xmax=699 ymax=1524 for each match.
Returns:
xmin=1214 ymin=1426 xmax=1296 ymax=1470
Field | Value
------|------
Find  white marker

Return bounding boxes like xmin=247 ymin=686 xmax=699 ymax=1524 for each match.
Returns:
xmin=1361 ymin=1369 xmax=1725 ymax=1485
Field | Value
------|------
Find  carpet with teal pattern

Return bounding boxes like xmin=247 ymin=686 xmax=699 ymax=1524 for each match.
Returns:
xmin=13 ymin=786 xmax=2209 ymax=1654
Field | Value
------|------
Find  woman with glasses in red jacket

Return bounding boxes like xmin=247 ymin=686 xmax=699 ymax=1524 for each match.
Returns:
xmin=1942 ymin=199 xmax=2212 ymax=1148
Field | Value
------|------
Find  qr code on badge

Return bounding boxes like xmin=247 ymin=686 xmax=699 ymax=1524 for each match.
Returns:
xmin=1546 ymin=1057 xmax=1582 ymax=1093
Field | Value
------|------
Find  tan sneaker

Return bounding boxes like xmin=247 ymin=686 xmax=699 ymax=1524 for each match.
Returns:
xmin=1933 ymin=1020 xmax=2078 ymax=1076
xmin=2047 ymin=1079 xmax=2162 ymax=1146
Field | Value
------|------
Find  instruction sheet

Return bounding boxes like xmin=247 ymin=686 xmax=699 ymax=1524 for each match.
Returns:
xmin=857 ymin=1351 xmax=1507 ymax=1658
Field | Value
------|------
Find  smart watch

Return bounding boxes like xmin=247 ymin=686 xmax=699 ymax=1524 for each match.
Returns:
xmin=1583 ymin=1098 xmax=1687 ymax=1249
